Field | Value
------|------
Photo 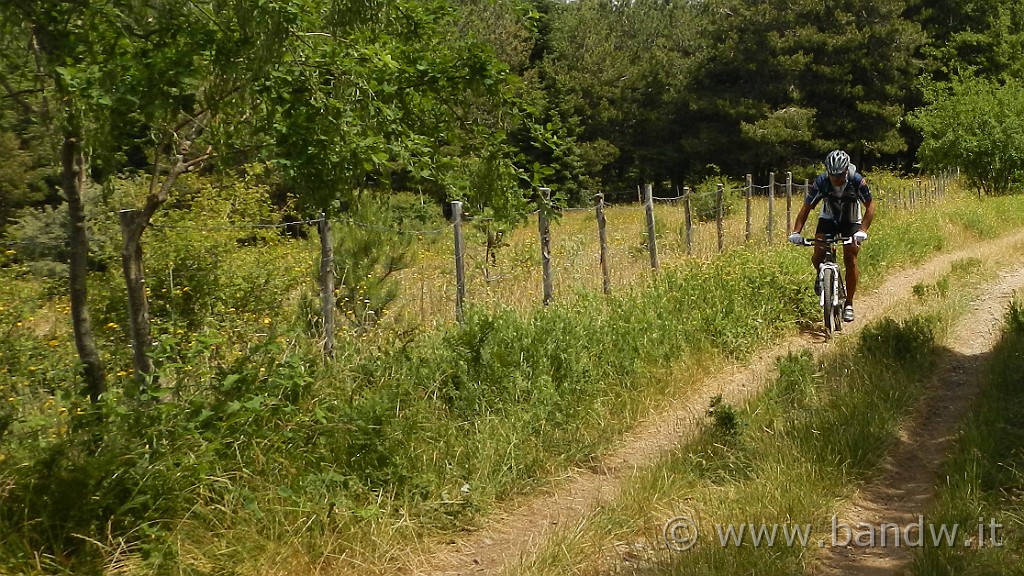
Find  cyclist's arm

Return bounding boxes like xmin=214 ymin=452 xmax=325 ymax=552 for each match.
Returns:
xmin=856 ymin=176 xmax=875 ymax=232
xmin=860 ymin=199 xmax=876 ymax=232
xmin=792 ymin=201 xmax=814 ymax=235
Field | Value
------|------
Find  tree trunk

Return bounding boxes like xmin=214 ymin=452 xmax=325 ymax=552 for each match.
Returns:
xmin=119 ymin=209 xmax=155 ymax=388
xmin=62 ymin=129 xmax=106 ymax=402
xmin=319 ymin=215 xmax=335 ymax=357
xmin=118 ymin=148 xmax=208 ymax=390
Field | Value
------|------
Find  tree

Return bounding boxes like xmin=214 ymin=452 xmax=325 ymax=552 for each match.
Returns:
xmin=1 ymin=0 xmax=340 ymax=388
xmin=911 ymin=76 xmax=1024 ymax=196
xmin=3 ymin=0 xmax=539 ymax=384
xmin=0 ymin=4 xmax=109 ymax=400
xmin=683 ymin=0 xmax=925 ymax=172
xmin=910 ymin=0 xmax=1024 ymax=82
xmin=539 ymin=0 xmax=697 ymax=189
xmin=0 ymin=132 xmax=49 ymax=228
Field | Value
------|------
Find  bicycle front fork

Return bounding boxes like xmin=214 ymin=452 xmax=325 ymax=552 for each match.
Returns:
xmin=818 ymin=263 xmax=845 ymax=307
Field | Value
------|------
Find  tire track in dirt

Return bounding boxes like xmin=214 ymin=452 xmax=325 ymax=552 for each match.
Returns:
xmin=811 ymin=260 xmax=1024 ymax=575
xmin=405 ymin=231 xmax=1024 ymax=576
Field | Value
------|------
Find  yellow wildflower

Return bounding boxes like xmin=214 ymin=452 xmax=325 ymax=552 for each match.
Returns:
xmin=48 ymin=339 xmax=59 ymax=347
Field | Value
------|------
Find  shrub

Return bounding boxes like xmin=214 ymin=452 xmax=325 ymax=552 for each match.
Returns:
xmin=911 ymin=76 xmax=1024 ymax=196
xmin=687 ymin=173 xmax=743 ymax=223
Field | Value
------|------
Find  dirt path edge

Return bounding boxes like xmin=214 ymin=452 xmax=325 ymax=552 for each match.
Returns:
xmin=406 ymin=231 xmax=1024 ymax=576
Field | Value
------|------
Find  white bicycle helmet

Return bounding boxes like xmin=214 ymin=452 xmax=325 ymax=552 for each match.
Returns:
xmin=825 ymin=150 xmax=850 ymax=176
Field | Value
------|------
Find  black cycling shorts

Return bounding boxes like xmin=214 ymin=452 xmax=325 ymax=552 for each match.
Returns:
xmin=815 ymin=219 xmax=859 ymax=237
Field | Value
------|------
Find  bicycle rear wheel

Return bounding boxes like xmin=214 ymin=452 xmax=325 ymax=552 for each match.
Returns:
xmin=822 ymin=267 xmax=836 ymax=338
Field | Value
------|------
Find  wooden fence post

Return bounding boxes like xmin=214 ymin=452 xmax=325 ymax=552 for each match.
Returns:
xmin=644 ymin=183 xmax=659 ymax=271
xmin=716 ymin=183 xmax=725 ymax=253
xmin=595 ymin=193 xmax=611 ymax=295
xmin=683 ymin=186 xmax=693 ymax=256
xmin=768 ymin=172 xmax=776 ymax=243
xmin=745 ymin=174 xmax=752 ymax=244
xmin=318 ymin=213 xmax=335 ymax=357
xmin=538 ymin=188 xmax=554 ymax=304
xmin=786 ymin=171 xmax=793 ymax=235
xmin=450 ymin=201 xmax=466 ymax=322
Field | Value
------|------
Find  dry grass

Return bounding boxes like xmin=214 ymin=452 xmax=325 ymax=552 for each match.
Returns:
xmin=387 ymin=179 xmax=957 ymax=329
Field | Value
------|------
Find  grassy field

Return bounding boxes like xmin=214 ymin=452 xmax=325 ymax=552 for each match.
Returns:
xmin=0 ymin=173 xmax=1022 ymax=575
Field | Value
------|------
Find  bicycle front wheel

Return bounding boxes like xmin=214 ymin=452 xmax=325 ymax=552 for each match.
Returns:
xmin=822 ymin=267 xmax=836 ymax=338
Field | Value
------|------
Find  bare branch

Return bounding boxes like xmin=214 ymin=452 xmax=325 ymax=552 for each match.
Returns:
xmin=29 ymin=31 xmax=49 ymax=121
xmin=182 ymin=146 xmax=215 ymax=171
xmin=0 ymin=77 xmax=38 ymax=114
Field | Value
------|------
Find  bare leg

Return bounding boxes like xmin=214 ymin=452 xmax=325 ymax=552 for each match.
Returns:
xmin=843 ymin=244 xmax=860 ymax=304
xmin=812 ymin=233 xmax=825 ymax=272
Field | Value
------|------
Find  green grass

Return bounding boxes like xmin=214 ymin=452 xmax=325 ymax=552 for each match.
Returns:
xmin=504 ymin=256 xmax=1000 ymax=576
xmin=510 ymin=315 xmax=947 ymax=576
xmin=911 ymin=299 xmax=1024 ymax=575
xmin=1 ymin=178 xmax=1024 ymax=574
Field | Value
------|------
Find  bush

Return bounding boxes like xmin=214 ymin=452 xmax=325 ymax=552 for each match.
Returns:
xmin=330 ymin=194 xmax=424 ymax=329
xmin=687 ymin=174 xmax=743 ymax=223
xmin=0 ymin=132 xmax=50 ymax=231
xmin=7 ymin=183 xmax=118 ymax=281
xmin=911 ymin=76 xmax=1024 ymax=196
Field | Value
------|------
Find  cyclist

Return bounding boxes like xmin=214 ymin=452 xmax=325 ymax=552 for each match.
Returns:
xmin=788 ymin=150 xmax=876 ymax=322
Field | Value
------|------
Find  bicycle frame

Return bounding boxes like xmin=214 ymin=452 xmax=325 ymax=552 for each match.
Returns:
xmin=801 ymin=235 xmax=853 ymax=338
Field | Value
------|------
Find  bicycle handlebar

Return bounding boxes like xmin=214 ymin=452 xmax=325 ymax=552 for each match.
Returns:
xmin=797 ymin=236 xmax=855 ymax=247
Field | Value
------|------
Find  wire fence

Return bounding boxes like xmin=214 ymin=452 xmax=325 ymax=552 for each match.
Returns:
xmin=1 ymin=172 xmax=955 ymax=332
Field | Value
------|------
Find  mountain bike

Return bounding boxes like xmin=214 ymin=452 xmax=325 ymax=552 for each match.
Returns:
xmin=799 ymin=235 xmax=854 ymax=339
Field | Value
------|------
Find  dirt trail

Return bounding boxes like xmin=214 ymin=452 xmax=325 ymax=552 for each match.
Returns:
xmin=812 ymin=261 xmax=1024 ymax=574
xmin=407 ymin=231 xmax=1024 ymax=576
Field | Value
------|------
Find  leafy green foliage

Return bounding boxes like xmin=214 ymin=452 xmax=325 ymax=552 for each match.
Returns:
xmin=0 ymin=133 xmax=51 ymax=230
xmin=911 ymin=0 xmax=1024 ymax=82
xmin=330 ymin=195 xmax=422 ymax=328
xmin=6 ymin=182 xmax=116 ymax=281
xmin=911 ymin=76 xmax=1024 ymax=195
xmin=259 ymin=0 xmax=528 ymax=216
xmin=687 ymin=172 xmax=743 ymax=223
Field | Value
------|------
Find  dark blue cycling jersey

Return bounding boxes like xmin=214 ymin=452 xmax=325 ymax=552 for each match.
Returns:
xmin=805 ymin=172 xmax=873 ymax=224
